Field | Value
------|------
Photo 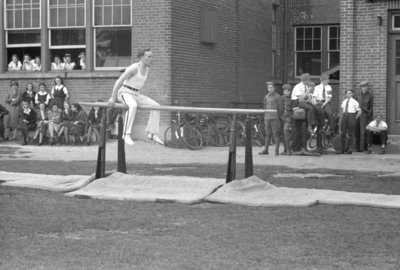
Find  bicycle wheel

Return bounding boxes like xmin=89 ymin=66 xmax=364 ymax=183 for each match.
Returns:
xmin=163 ymin=124 xmax=184 ymax=148
xmin=181 ymin=124 xmax=204 ymax=150
xmin=322 ymin=133 xmax=332 ymax=149
xmin=308 ymin=134 xmax=317 ymax=150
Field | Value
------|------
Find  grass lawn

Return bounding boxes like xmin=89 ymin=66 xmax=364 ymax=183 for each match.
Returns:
xmin=1 ymin=160 xmax=400 ymax=270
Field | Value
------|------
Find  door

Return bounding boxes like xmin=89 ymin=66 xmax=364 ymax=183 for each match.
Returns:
xmin=388 ymin=35 xmax=400 ymax=134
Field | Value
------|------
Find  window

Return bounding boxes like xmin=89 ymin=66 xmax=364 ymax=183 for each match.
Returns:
xmin=393 ymin=14 xmax=400 ymax=30
xmin=328 ymin=26 xmax=340 ymax=69
xmin=93 ymin=0 xmax=132 ymax=70
xmin=48 ymin=0 xmax=86 ymax=71
xmin=5 ymin=0 xmax=41 ymax=29
xmin=5 ymin=0 xmax=42 ymax=72
xmin=295 ymin=26 xmax=322 ymax=76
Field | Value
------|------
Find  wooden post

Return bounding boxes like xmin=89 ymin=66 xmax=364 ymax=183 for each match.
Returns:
xmin=95 ymin=108 xmax=108 ymax=179
xmin=244 ymin=116 xmax=253 ymax=178
xmin=226 ymin=114 xmax=237 ymax=183
xmin=117 ymin=112 xmax=127 ymax=173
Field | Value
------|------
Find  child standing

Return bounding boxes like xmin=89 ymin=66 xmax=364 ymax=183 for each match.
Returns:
xmin=281 ymin=84 xmax=293 ymax=155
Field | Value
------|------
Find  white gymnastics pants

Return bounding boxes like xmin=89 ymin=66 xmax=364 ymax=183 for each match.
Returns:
xmin=118 ymin=92 xmax=160 ymax=136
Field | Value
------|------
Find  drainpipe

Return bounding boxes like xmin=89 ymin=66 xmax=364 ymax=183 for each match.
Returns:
xmin=283 ymin=0 xmax=288 ymax=84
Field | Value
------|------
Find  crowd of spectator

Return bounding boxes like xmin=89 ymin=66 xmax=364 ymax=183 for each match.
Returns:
xmin=8 ymin=52 xmax=86 ymax=72
xmin=0 ymin=78 xmax=116 ymax=146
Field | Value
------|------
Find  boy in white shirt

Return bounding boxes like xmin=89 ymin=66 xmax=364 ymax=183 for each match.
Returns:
xmin=338 ymin=89 xmax=361 ymax=154
xmin=365 ymin=115 xmax=388 ymax=154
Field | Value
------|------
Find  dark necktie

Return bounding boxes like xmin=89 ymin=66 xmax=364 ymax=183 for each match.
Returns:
xmin=345 ymin=98 xmax=350 ymax=113
xmin=322 ymin=86 xmax=326 ymax=100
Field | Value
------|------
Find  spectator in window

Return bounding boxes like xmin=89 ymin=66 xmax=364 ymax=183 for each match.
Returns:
xmin=86 ymin=101 xmax=103 ymax=145
xmin=58 ymin=101 xmax=74 ymax=145
xmin=63 ymin=53 xmax=75 ymax=71
xmin=21 ymin=82 xmax=37 ymax=109
xmin=32 ymin=56 xmax=42 ymax=71
xmin=8 ymin=54 xmax=22 ymax=71
xmin=48 ymin=104 xmax=62 ymax=145
xmin=50 ymin=76 xmax=69 ymax=110
xmin=33 ymin=102 xmax=49 ymax=146
xmin=70 ymin=103 xmax=88 ymax=144
xmin=51 ymin=55 xmax=65 ymax=71
xmin=75 ymin=52 xmax=86 ymax=70
xmin=35 ymin=82 xmax=51 ymax=108
xmin=18 ymin=101 xmax=37 ymax=145
xmin=0 ymin=103 xmax=9 ymax=141
xmin=4 ymin=81 xmax=21 ymax=141
xmin=22 ymin=54 xmax=35 ymax=71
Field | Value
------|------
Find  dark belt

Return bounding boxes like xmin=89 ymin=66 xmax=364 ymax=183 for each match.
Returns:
xmin=123 ymin=85 xmax=139 ymax=92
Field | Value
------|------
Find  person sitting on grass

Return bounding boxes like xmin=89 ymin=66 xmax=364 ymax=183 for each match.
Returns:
xmin=58 ymin=101 xmax=74 ymax=145
xmin=365 ymin=115 xmax=388 ymax=155
xmin=48 ymin=104 xmax=62 ymax=145
xmin=86 ymin=101 xmax=104 ymax=145
xmin=33 ymin=103 xmax=49 ymax=146
xmin=18 ymin=102 xmax=37 ymax=145
xmin=70 ymin=103 xmax=88 ymax=145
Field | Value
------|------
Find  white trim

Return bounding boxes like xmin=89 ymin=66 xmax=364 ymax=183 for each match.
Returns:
xmin=47 ymin=0 xmax=86 ymax=28
xmin=4 ymin=0 xmax=41 ymax=30
xmin=6 ymin=43 xmax=41 ymax=48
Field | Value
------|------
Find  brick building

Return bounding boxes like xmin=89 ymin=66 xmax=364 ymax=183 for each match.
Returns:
xmin=0 ymin=0 xmax=273 ymax=138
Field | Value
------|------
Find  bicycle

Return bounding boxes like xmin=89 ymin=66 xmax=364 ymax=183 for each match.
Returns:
xmin=164 ymin=112 xmax=204 ymax=150
xmin=308 ymin=113 xmax=340 ymax=150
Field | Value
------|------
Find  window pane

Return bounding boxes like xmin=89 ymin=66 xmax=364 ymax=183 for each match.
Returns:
xmin=67 ymin=7 xmax=76 ymax=27
xmin=7 ymin=31 xmax=41 ymax=45
xmin=330 ymin=27 xmax=337 ymax=38
xmin=296 ymin=52 xmax=321 ymax=76
xmin=396 ymin=58 xmax=400 ymax=75
xmin=305 ymin=28 xmax=312 ymax=39
xmin=329 ymin=40 xmax=337 ymax=51
xmin=296 ymin=28 xmax=304 ymax=39
xmin=50 ymin=29 xmax=86 ymax=46
xmin=113 ymin=6 xmax=122 ymax=25
xmin=23 ymin=9 xmax=32 ymax=28
xmin=15 ymin=10 xmax=23 ymax=28
xmin=95 ymin=28 xmax=132 ymax=68
xmin=305 ymin=40 xmax=312 ymax=50
xmin=314 ymin=27 xmax=321 ymax=38
xmin=59 ymin=8 xmax=67 ymax=27
xmin=313 ymin=39 xmax=321 ymax=50
xmin=329 ymin=52 xmax=340 ymax=69
xmin=394 ymin=15 xmax=400 ymax=29
xmin=104 ymin=6 xmax=113 ymax=25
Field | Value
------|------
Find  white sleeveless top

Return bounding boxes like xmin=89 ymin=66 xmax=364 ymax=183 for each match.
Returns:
xmin=123 ymin=62 xmax=148 ymax=90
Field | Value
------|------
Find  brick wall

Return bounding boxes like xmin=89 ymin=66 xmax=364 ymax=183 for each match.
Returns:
xmin=340 ymin=0 xmax=388 ymax=119
xmin=171 ymin=0 xmax=272 ymax=107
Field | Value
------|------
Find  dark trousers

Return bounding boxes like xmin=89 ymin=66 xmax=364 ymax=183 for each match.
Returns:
xmin=283 ymin=118 xmax=292 ymax=154
xmin=18 ymin=123 xmax=36 ymax=142
xmin=298 ymin=102 xmax=315 ymax=126
xmin=354 ymin=112 xmax=371 ymax=151
xmin=367 ymin=130 xmax=388 ymax=147
xmin=264 ymin=118 xmax=281 ymax=153
xmin=292 ymin=119 xmax=307 ymax=151
xmin=341 ymin=113 xmax=356 ymax=152
xmin=322 ymin=103 xmax=334 ymax=130
xmin=0 ymin=119 xmax=4 ymax=139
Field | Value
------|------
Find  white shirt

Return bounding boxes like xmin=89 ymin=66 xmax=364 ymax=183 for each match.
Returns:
xmin=123 ymin=62 xmax=148 ymax=90
xmin=291 ymin=82 xmax=308 ymax=100
xmin=313 ymin=83 xmax=332 ymax=103
xmin=367 ymin=120 xmax=388 ymax=130
xmin=51 ymin=62 xmax=65 ymax=71
xmin=8 ymin=61 xmax=22 ymax=71
xmin=51 ymin=84 xmax=69 ymax=96
xmin=341 ymin=97 xmax=360 ymax=113
xmin=64 ymin=62 xmax=75 ymax=71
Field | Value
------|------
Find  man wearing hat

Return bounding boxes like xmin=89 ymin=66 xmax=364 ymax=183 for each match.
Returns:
xmin=291 ymin=73 xmax=315 ymax=134
xmin=259 ymin=81 xmax=283 ymax=155
xmin=338 ymin=89 xmax=361 ymax=154
xmin=355 ymin=81 xmax=374 ymax=152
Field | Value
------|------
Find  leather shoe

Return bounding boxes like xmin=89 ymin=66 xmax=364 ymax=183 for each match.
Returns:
xmin=258 ymin=149 xmax=269 ymax=155
xmin=123 ymin=135 xmax=135 ymax=145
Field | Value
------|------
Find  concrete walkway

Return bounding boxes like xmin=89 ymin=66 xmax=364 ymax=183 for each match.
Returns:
xmin=1 ymin=140 xmax=400 ymax=174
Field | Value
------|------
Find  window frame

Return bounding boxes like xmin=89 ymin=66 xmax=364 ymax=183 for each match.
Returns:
xmin=48 ymin=29 xmax=86 ymax=49
xmin=392 ymin=14 xmax=400 ymax=31
xmin=93 ymin=27 xmax=132 ymax=71
xmin=327 ymin=25 xmax=340 ymax=69
xmin=47 ymin=0 xmax=86 ymax=29
xmin=294 ymin=26 xmax=322 ymax=77
xmin=92 ymin=0 xmax=132 ymax=27
xmin=5 ymin=30 xmax=41 ymax=48
xmin=4 ymin=0 xmax=42 ymax=30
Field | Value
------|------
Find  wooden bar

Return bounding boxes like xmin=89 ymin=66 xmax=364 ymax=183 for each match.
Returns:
xmin=117 ymin=112 xmax=127 ymax=173
xmin=226 ymin=115 xmax=237 ymax=183
xmin=79 ymin=102 xmax=273 ymax=115
xmin=95 ymin=108 xmax=108 ymax=179
xmin=244 ymin=117 xmax=254 ymax=178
